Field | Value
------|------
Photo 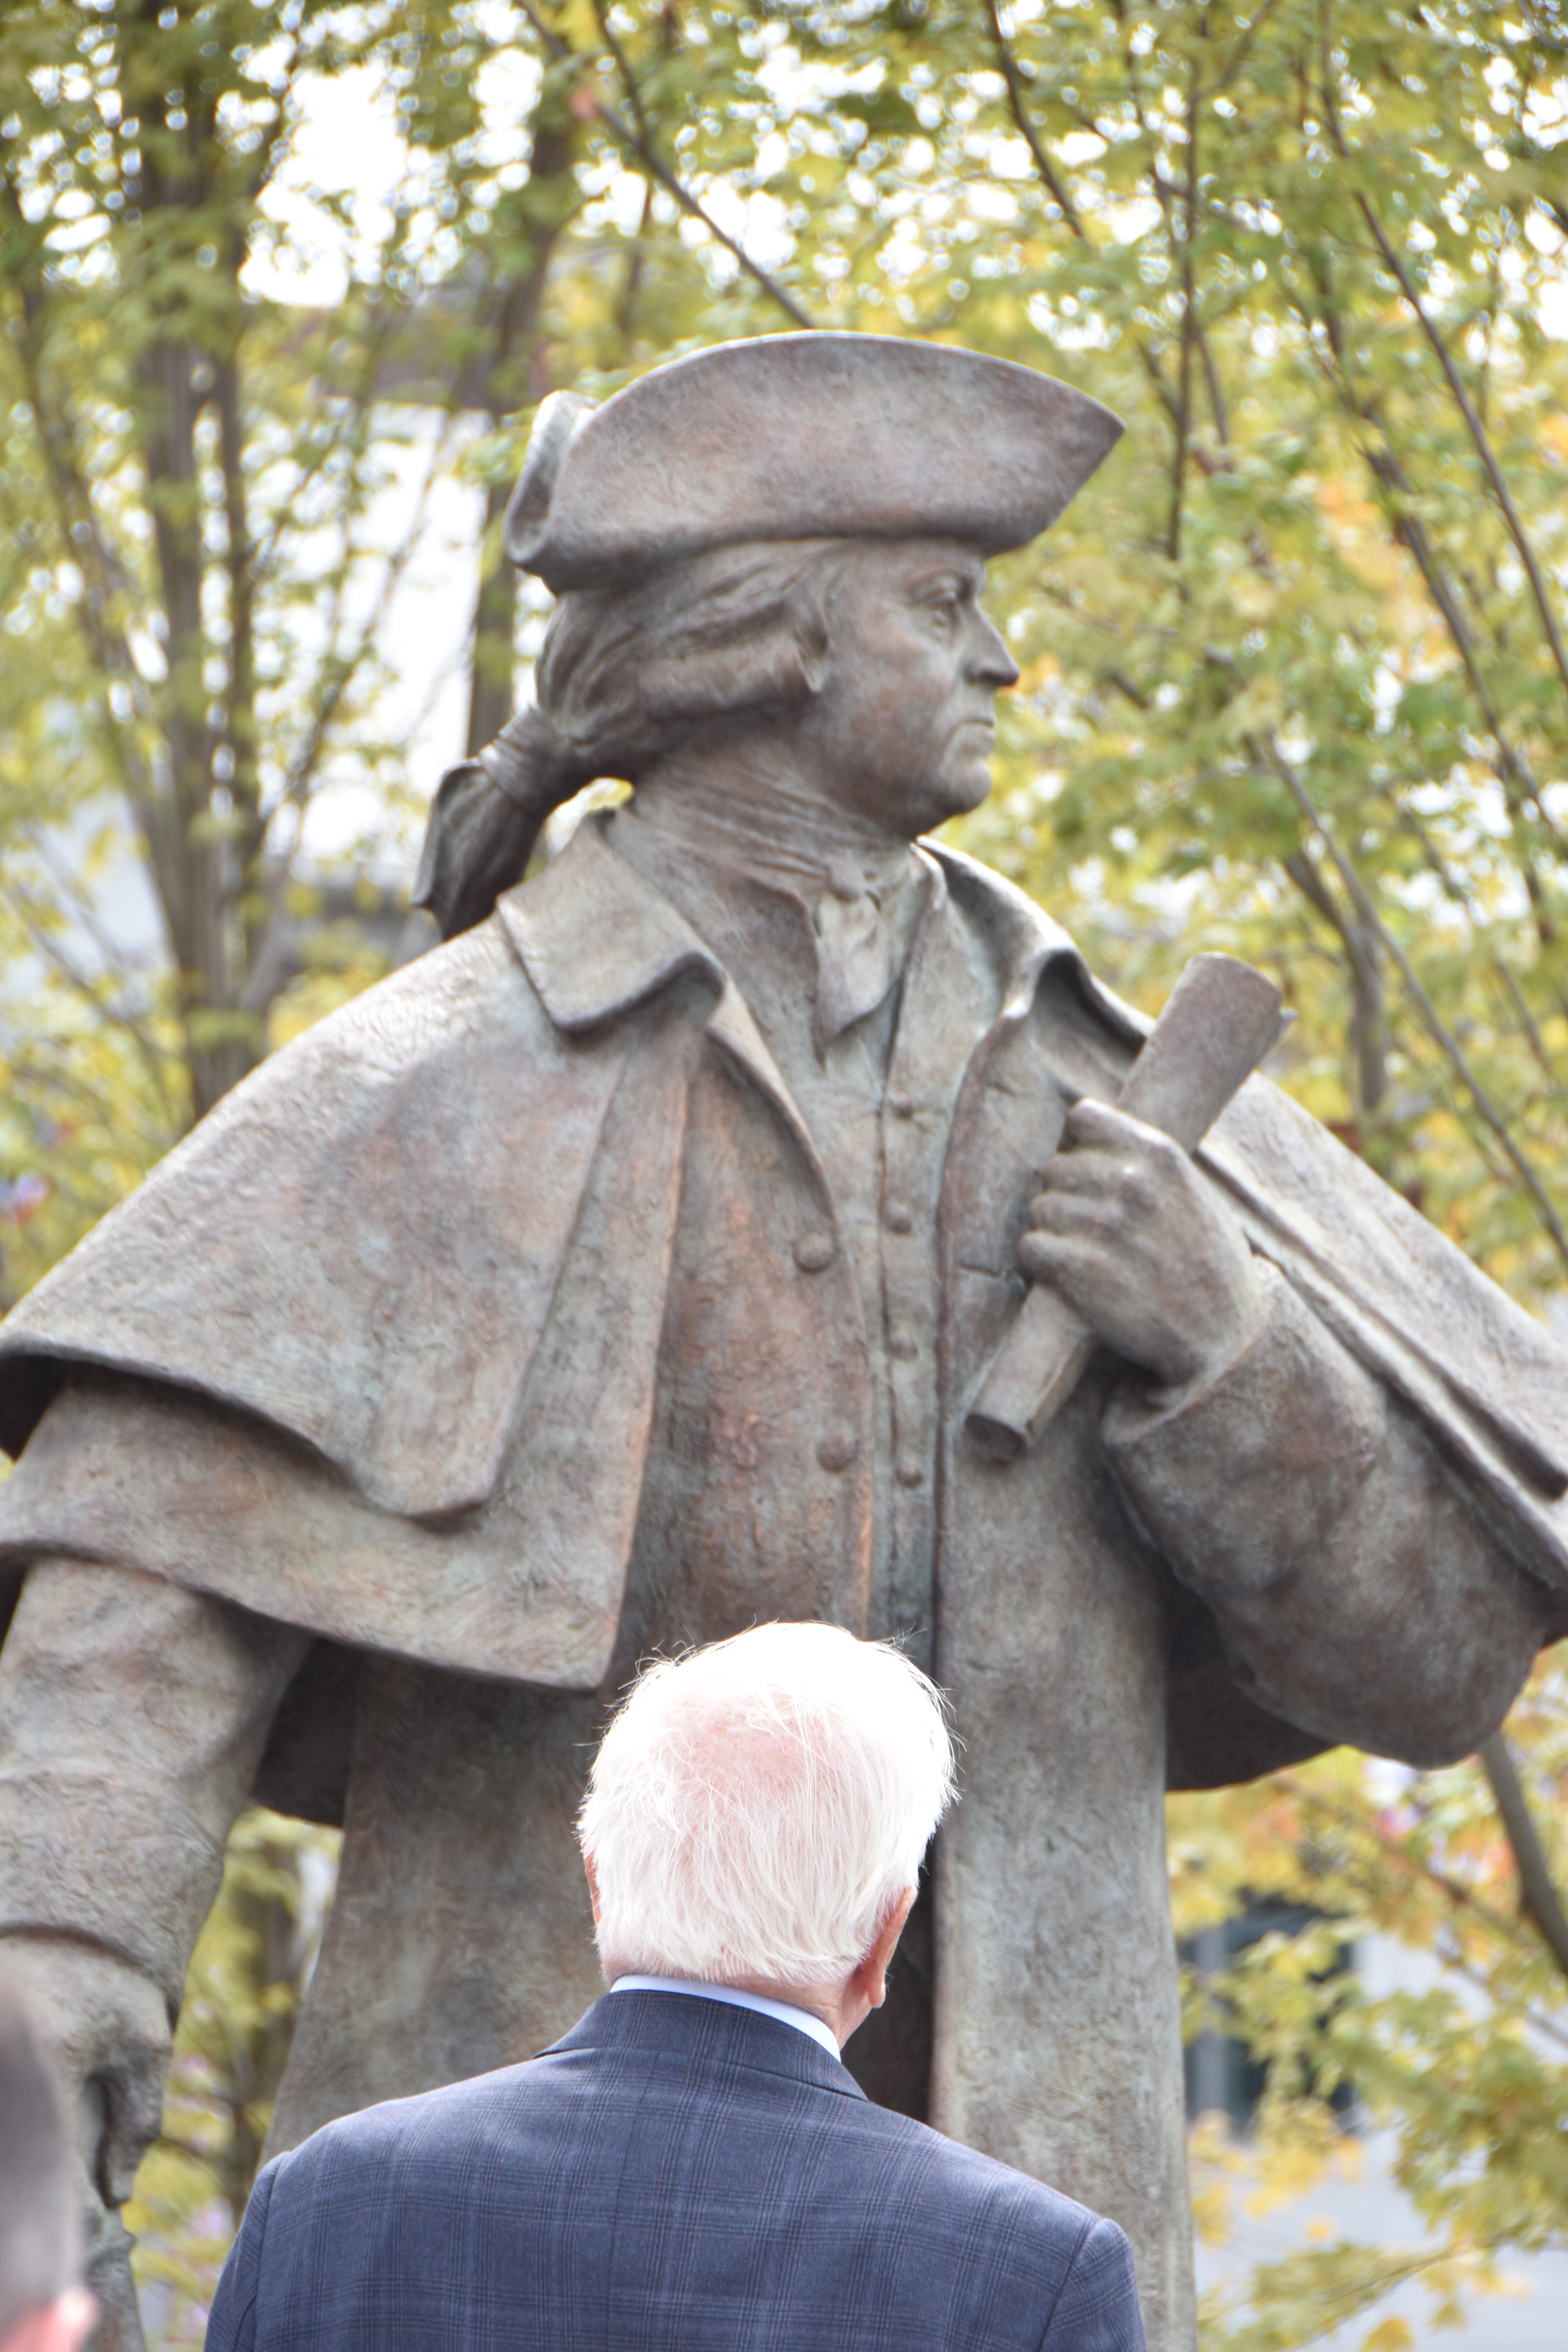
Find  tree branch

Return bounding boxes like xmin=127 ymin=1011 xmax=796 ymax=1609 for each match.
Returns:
xmin=1166 ymin=43 xmax=1203 ymax=562
xmin=979 ymin=0 xmax=1204 ymax=440
xmin=1318 ymin=62 xmax=1568 ymax=707
xmin=1280 ymin=1771 xmax=1548 ymax=1951
xmin=1479 ymin=1733 xmax=1568 ymax=1983
xmin=1294 ymin=247 xmax=1563 ymax=850
xmin=239 ymin=407 xmax=459 ymax=1005
xmin=1251 ymin=717 xmax=1568 ymax=1272
xmin=979 ymin=0 xmax=1091 ymax=236
xmin=517 ymin=1 xmax=815 ymax=328
xmin=0 ymin=880 xmax=172 ymax=1102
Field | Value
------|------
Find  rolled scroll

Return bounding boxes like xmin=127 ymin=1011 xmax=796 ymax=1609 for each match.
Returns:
xmin=966 ymin=953 xmax=1290 ymax=1459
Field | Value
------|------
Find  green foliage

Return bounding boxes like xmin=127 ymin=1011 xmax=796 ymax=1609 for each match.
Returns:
xmin=1173 ymin=1665 xmax=1568 ymax=2347
xmin=124 ymin=1811 xmax=340 ymax=2347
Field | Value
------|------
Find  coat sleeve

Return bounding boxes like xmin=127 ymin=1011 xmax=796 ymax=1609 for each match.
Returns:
xmin=207 ymin=2154 xmax=283 ymax=2352
xmin=1037 ymin=2216 xmax=1145 ymax=2352
xmin=1103 ymin=1264 xmax=1566 ymax=1766
xmin=0 ymin=1557 xmax=309 ymax=2005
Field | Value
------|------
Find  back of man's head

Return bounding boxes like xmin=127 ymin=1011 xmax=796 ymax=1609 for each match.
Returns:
xmin=579 ymin=1623 xmax=956 ymax=1989
xmin=0 ymin=1976 xmax=84 ymax=2352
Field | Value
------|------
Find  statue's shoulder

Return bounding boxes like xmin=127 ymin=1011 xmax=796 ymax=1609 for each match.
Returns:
xmin=922 ymin=837 xmax=1079 ymax=955
xmin=0 ymin=905 xmax=622 ymax=1480
xmin=239 ymin=912 xmax=548 ymax=1100
xmin=922 ymin=839 xmax=1151 ymax=1056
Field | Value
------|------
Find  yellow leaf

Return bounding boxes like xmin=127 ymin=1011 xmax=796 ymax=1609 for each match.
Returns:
xmin=1189 ymin=2182 xmax=1233 ymax=2247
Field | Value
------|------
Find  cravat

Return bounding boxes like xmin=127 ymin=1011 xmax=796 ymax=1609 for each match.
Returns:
xmin=615 ymin=793 xmax=917 ymax=1054
xmin=813 ymin=855 xmax=902 ymax=1047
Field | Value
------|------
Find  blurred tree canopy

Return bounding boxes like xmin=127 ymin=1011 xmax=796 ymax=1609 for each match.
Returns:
xmin=3 ymin=2 xmax=1568 ymax=2345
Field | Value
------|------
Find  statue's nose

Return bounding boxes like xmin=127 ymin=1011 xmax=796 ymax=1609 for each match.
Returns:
xmin=968 ymin=613 xmax=1021 ymax=689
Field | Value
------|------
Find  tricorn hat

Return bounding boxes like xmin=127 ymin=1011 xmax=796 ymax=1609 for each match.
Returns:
xmin=504 ymin=333 xmax=1123 ymax=592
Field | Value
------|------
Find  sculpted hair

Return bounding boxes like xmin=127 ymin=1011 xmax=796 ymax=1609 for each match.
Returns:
xmin=578 ymin=1622 xmax=956 ymax=1989
xmin=0 ymin=1976 xmax=80 ymax=2337
xmin=414 ymin=539 xmax=855 ymax=940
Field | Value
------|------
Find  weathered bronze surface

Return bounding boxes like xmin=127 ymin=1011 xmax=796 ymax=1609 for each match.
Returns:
xmin=1 ymin=336 xmax=1566 ymax=2352
xmin=969 ymin=951 xmax=1291 ymax=1454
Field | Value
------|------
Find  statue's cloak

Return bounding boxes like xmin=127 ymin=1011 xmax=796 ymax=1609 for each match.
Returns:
xmin=1 ymin=818 xmax=1566 ymax=1745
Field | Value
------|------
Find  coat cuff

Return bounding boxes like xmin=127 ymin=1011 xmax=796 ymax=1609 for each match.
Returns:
xmin=1102 ymin=1261 xmax=1385 ymax=1601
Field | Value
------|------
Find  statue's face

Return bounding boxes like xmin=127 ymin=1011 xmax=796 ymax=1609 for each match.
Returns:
xmin=801 ymin=538 xmax=1022 ymax=836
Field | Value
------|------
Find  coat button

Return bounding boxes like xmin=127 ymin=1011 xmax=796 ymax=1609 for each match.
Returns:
xmin=794 ymin=1230 xmax=836 ymax=1272
xmin=817 ymin=1430 xmax=859 ymax=1472
xmin=883 ymin=1200 xmax=913 ymax=1233
xmin=896 ymin=1457 xmax=924 ymax=1489
xmin=887 ymin=1090 xmax=915 ymax=1119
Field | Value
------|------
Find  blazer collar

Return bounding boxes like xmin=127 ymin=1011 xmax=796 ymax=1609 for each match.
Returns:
xmin=546 ymin=1989 xmax=869 ymax=2101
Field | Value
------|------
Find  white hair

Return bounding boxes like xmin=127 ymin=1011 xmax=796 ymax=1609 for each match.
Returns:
xmin=579 ymin=1623 xmax=957 ymax=1990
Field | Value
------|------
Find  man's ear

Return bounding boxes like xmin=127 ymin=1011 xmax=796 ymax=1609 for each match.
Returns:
xmin=861 ymin=1884 xmax=918 ymax=2012
xmin=583 ymin=1851 xmax=602 ymax=1929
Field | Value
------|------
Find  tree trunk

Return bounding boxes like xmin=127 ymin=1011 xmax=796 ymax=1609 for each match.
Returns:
xmin=463 ymin=107 xmax=577 ymax=757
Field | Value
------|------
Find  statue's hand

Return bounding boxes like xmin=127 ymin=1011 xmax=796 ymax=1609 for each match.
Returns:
xmin=0 ymin=1935 xmax=169 ymax=2318
xmin=1018 ymin=1098 xmax=1261 ymax=1392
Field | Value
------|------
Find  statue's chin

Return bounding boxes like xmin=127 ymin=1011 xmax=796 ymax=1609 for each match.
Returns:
xmin=902 ymin=764 xmax=994 ymax=837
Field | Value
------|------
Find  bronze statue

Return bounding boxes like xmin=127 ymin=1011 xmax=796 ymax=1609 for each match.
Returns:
xmin=1 ymin=336 xmax=1564 ymax=2352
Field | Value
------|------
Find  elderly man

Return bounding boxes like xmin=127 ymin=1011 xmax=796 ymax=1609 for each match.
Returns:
xmin=0 ymin=334 xmax=1565 ymax=2352
xmin=205 ymin=1624 xmax=1145 ymax=2352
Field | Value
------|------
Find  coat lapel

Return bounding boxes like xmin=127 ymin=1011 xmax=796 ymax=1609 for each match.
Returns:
xmin=499 ymin=816 xmax=829 ymax=1189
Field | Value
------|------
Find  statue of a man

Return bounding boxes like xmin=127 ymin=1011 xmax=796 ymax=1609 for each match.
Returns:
xmin=0 ymin=336 xmax=1564 ymax=2352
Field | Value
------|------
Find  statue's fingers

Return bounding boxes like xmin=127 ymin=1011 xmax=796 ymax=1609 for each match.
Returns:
xmin=1025 ymin=1187 xmax=1121 ymax=1236
xmin=1018 ymin=1229 xmax=1070 ymax=1283
xmin=1062 ymin=1098 xmax=1155 ymax=1150
xmin=1029 ymin=1151 xmax=1134 ymax=1205
xmin=1064 ymin=1099 xmax=1188 ymax=1185
xmin=1018 ymin=1223 xmax=1117 ymax=1283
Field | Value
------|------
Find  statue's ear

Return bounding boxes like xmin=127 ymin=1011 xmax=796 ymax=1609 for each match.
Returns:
xmin=638 ymin=632 xmax=822 ymax=724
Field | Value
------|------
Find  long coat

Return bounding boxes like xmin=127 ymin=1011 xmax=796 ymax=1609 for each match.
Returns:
xmin=1 ymin=815 xmax=1565 ymax=2350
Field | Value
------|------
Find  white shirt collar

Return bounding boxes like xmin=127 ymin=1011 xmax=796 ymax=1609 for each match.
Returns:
xmin=608 ymin=1973 xmax=842 ymax=2061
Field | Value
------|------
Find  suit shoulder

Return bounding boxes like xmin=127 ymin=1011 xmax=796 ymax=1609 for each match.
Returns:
xmin=271 ymin=2060 xmax=542 ymax=2181
xmin=823 ymin=2110 xmax=1138 ymax=2343
xmin=846 ymin=2102 xmax=1109 ymax=2252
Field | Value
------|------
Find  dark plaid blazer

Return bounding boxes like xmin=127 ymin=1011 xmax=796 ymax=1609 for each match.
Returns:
xmin=206 ymin=1990 xmax=1145 ymax=2351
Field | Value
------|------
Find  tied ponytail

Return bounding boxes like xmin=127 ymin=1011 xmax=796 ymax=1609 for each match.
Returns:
xmin=413 ymin=702 xmax=588 ymax=942
xmin=414 ymin=537 xmax=851 ymax=942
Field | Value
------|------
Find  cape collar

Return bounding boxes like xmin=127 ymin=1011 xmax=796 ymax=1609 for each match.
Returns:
xmin=496 ymin=810 xmax=724 ymax=1032
xmin=497 ymin=811 xmax=809 ymax=1170
xmin=495 ymin=806 xmax=1130 ymax=1049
